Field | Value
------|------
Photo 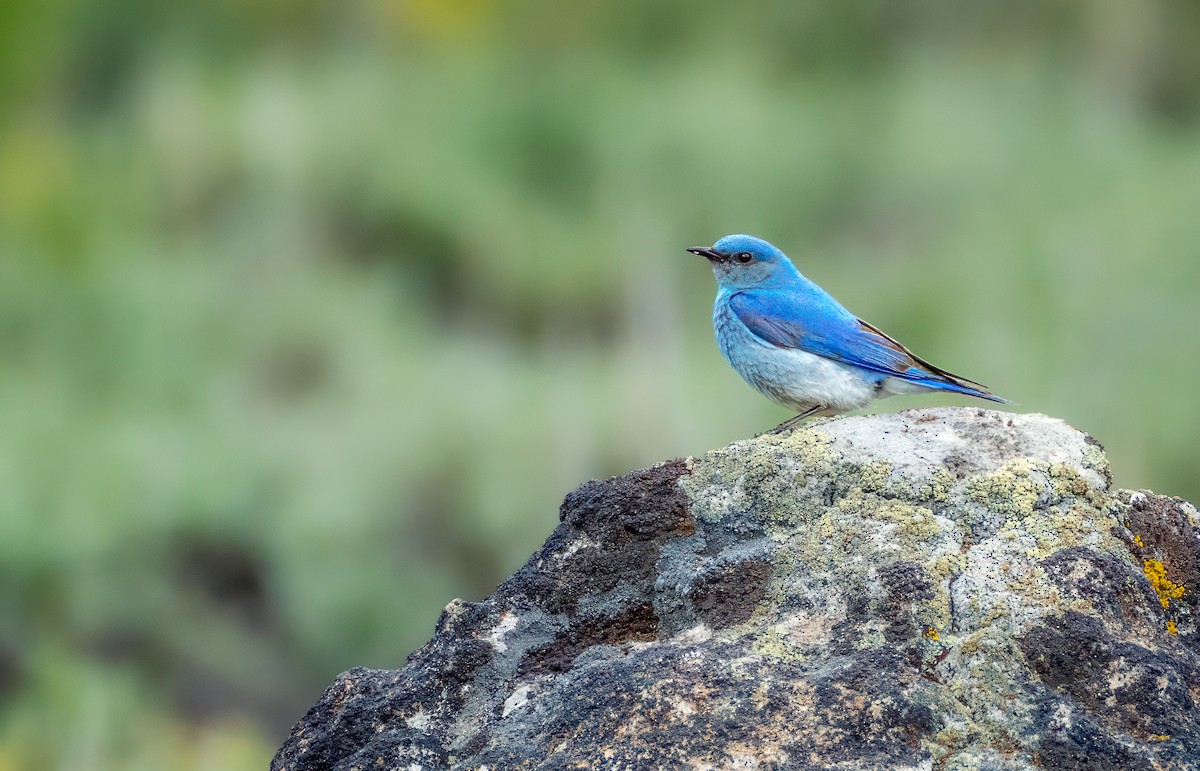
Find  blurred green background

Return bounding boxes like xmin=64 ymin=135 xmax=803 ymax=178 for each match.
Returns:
xmin=3 ymin=1 xmax=1200 ymax=767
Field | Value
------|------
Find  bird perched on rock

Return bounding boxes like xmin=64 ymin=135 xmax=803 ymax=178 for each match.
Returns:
xmin=687 ymin=234 xmax=1004 ymax=430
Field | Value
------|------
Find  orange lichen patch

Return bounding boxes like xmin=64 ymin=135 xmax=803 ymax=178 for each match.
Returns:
xmin=1132 ymin=534 xmax=1145 ymax=548
xmin=924 ymin=627 xmax=940 ymax=642
xmin=1166 ymin=621 xmax=1178 ymax=635
xmin=1143 ymin=558 xmax=1186 ymax=609
xmin=1149 ymin=734 xmax=1171 ymax=741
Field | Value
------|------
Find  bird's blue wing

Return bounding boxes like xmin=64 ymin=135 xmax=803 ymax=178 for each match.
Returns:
xmin=728 ymin=290 xmax=909 ymax=374
xmin=728 ymin=290 xmax=1003 ymax=401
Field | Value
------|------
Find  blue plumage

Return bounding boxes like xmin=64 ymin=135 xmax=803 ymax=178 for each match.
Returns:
xmin=687 ymin=234 xmax=1004 ymax=423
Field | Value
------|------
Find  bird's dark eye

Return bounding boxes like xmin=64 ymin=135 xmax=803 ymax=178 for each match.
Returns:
xmin=736 ymin=252 xmax=753 ymax=264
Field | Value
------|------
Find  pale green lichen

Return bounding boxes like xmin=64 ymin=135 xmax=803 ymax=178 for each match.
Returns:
xmin=965 ymin=459 xmax=1052 ymax=519
xmin=909 ymin=467 xmax=957 ymax=504
xmin=750 ymin=631 xmax=803 ymax=662
xmin=682 ymin=427 xmax=836 ymax=526
xmin=965 ymin=458 xmax=1115 ymax=561
xmin=992 ymin=502 xmax=1108 ymax=560
xmin=832 ymin=491 xmax=945 ymax=556
xmin=750 ymin=618 xmax=818 ymax=663
xmin=853 ymin=626 xmax=887 ymax=650
xmin=929 ymin=554 xmax=965 ymax=585
xmin=1048 ymin=463 xmax=1093 ymax=499
xmin=855 ymin=459 xmax=893 ymax=494
xmin=965 ymin=460 xmax=1099 ymax=524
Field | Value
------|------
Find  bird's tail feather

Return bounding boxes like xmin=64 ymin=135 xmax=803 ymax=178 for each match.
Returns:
xmin=857 ymin=318 xmax=1009 ymax=405
xmin=908 ymin=375 xmax=1009 ymax=404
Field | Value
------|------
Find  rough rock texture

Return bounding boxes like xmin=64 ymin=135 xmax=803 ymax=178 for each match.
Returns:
xmin=272 ymin=408 xmax=1200 ymax=770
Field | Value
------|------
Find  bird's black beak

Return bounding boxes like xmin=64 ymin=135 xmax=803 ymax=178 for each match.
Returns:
xmin=687 ymin=246 xmax=722 ymax=262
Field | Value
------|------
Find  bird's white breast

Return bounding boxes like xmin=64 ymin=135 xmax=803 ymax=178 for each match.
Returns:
xmin=713 ymin=298 xmax=877 ymax=413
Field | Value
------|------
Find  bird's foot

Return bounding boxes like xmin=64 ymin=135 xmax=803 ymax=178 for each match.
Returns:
xmin=760 ymin=405 xmax=827 ymax=436
xmin=766 ymin=415 xmax=806 ymax=435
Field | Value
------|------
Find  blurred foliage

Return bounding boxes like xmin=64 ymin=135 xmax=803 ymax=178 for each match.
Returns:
xmin=2 ymin=1 xmax=1200 ymax=767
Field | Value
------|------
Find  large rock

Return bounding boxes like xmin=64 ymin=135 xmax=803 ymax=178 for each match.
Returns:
xmin=272 ymin=408 xmax=1200 ymax=770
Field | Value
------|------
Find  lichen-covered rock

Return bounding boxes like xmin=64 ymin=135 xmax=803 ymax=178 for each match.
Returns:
xmin=272 ymin=408 xmax=1200 ymax=770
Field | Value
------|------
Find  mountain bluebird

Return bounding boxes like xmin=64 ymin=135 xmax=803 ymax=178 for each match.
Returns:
xmin=687 ymin=234 xmax=1004 ymax=428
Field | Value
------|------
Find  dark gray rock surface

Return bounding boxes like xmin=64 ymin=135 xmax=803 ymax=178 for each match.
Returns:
xmin=272 ymin=408 xmax=1200 ymax=770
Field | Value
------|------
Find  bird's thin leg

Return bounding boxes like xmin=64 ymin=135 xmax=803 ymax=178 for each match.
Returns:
xmin=766 ymin=404 xmax=827 ymax=435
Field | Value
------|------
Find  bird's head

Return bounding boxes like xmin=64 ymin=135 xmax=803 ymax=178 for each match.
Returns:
xmin=686 ymin=234 xmax=799 ymax=290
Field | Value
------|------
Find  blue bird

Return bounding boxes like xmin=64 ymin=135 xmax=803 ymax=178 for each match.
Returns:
xmin=687 ymin=234 xmax=1004 ymax=428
